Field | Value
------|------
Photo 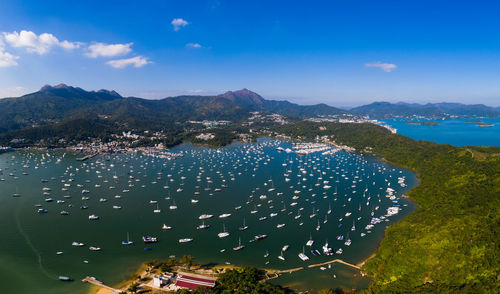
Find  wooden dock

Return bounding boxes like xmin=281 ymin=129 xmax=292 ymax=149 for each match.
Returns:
xmin=307 ymin=259 xmax=361 ymax=270
xmin=82 ymin=276 xmax=121 ymax=293
xmin=265 ymin=258 xmax=360 ymax=279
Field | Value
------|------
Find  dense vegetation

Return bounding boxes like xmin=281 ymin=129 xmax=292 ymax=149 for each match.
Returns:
xmin=272 ymin=122 xmax=499 ymax=293
xmin=182 ymin=267 xmax=292 ymax=294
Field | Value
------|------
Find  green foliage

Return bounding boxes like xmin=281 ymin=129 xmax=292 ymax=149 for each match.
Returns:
xmin=273 ymin=122 xmax=500 ymax=293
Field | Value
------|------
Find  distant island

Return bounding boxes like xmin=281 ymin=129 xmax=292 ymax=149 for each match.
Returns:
xmin=405 ymin=121 xmax=440 ymax=126
xmin=477 ymin=123 xmax=495 ymax=127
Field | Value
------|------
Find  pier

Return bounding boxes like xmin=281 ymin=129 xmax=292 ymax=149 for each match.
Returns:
xmin=265 ymin=258 xmax=361 ymax=280
xmin=82 ymin=276 xmax=121 ymax=293
xmin=76 ymin=153 xmax=98 ymax=161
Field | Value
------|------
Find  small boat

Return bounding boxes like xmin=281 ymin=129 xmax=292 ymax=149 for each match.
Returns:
xmin=178 ymin=238 xmax=193 ymax=243
xmin=322 ymin=241 xmax=333 ymax=255
xmin=198 ymin=214 xmax=213 ymax=220
xmin=254 ymin=234 xmax=268 ymax=241
xmin=197 ymin=221 xmax=210 ymax=230
xmin=58 ymin=276 xmax=72 ymax=282
xmin=281 ymin=245 xmax=290 ymax=252
xmin=89 ymin=246 xmax=101 ymax=251
xmin=122 ymin=232 xmax=133 ymax=245
xmin=264 ymin=250 xmax=270 ymax=258
xmin=72 ymin=242 xmax=84 ymax=247
xmin=276 ymin=223 xmax=286 ymax=228
xmin=88 ymin=214 xmax=99 ymax=220
xmin=233 ymin=238 xmax=245 ymax=251
xmin=142 ymin=236 xmax=158 ymax=243
xmin=311 ymin=249 xmax=321 ymax=256
xmin=278 ymin=251 xmax=285 ymax=261
xmin=306 ymin=233 xmax=314 ymax=246
xmin=219 ymin=213 xmax=232 ymax=218
xmin=238 ymin=218 xmax=248 ymax=231
xmin=60 ymin=211 xmax=69 ymax=215
xmin=218 ymin=224 xmax=230 ymax=238
xmin=162 ymin=224 xmax=172 ymax=230
xmin=38 ymin=208 xmax=48 ymax=214
xmin=298 ymin=247 xmax=309 ymax=261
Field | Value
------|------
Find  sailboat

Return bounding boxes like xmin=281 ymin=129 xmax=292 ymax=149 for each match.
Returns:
xmin=122 ymin=232 xmax=133 ymax=245
xmin=153 ymin=203 xmax=161 ymax=213
xmin=197 ymin=221 xmax=210 ymax=230
xmin=238 ymin=218 xmax=248 ymax=231
xmin=232 ymin=238 xmax=245 ymax=251
xmin=218 ymin=223 xmax=230 ymax=238
xmin=278 ymin=251 xmax=285 ymax=261
xmin=169 ymin=200 xmax=177 ymax=210
xmin=306 ymin=233 xmax=314 ymax=246
xmin=298 ymin=246 xmax=309 ymax=261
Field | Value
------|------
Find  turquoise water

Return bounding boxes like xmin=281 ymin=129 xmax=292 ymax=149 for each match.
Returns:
xmin=0 ymin=138 xmax=417 ymax=293
xmin=383 ymin=118 xmax=500 ymax=147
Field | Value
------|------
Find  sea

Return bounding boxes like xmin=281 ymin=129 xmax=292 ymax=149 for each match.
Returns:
xmin=382 ymin=118 xmax=500 ymax=147
xmin=0 ymin=138 xmax=417 ymax=293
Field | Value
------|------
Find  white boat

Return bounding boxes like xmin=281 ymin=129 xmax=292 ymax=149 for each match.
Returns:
xmin=218 ymin=224 xmax=230 ymax=238
xmin=232 ymin=238 xmax=245 ymax=251
xmin=298 ymin=247 xmax=310 ymax=261
xmin=179 ymin=238 xmax=193 ymax=243
xmin=219 ymin=213 xmax=232 ymax=218
xmin=278 ymin=251 xmax=285 ymax=261
xmin=162 ymin=224 xmax=172 ymax=230
xmin=89 ymin=246 xmax=101 ymax=251
xmin=88 ymin=214 xmax=99 ymax=220
xmin=276 ymin=223 xmax=286 ymax=228
xmin=153 ymin=203 xmax=161 ymax=213
xmin=238 ymin=218 xmax=249 ymax=231
xmin=322 ymin=241 xmax=333 ymax=255
xmin=306 ymin=233 xmax=314 ymax=246
xmin=72 ymin=242 xmax=84 ymax=247
xmin=122 ymin=232 xmax=133 ymax=245
xmin=281 ymin=245 xmax=290 ymax=252
xmin=197 ymin=221 xmax=210 ymax=230
xmin=198 ymin=214 xmax=213 ymax=220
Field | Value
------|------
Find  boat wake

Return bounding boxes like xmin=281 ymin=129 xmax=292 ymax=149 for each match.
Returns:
xmin=15 ymin=209 xmax=56 ymax=280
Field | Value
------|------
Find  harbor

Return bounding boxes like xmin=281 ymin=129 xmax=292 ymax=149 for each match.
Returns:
xmin=0 ymin=138 xmax=417 ymax=293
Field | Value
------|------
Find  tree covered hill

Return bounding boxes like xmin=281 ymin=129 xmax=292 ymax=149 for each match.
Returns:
xmin=350 ymin=101 xmax=500 ymax=118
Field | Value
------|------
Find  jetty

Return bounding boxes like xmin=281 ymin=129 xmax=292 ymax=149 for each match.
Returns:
xmin=76 ymin=153 xmax=98 ymax=161
xmin=265 ymin=258 xmax=361 ymax=280
xmin=82 ymin=276 xmax=121 ymax=293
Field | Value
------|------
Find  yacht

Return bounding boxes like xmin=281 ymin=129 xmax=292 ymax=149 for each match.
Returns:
xmin=88 ymin=214 xmax=99 ymax=220
xmin=122 ymin=232 xmax=133 ymax=245
xmin=142 ymin=236 xmax=158 ymax=243
xmin=298 ymin=247 xmax=310 ymax=261
xmin=218 ymin=224 xmax=230 ymax=238
xmin=72 ymin=241 xmax=84 ymax=247
xmin=178 ymin=238 xmax=193 ymax=243
xmin=232 ymin=238 xmax=245 ymax=251
xmin=322 ymin=241 xmax=333 ymax=255
xmin=197 ymin=221 xmax=210 ymax=230
xmin=198 ymin=214 xmax=213 ymax=220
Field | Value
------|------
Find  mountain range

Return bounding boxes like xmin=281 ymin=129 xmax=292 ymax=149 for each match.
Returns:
xmin=0 ymin=84 xmax=498 ymax=137
xmin=350 ymin=101 xmax=500 ymax=118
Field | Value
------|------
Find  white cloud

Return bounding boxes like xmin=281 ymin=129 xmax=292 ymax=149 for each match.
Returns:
xmin=0 ymin=86 xmax=28 ymax=98
xmin=106 ymin=56 xmax=151 ymax=69
xmin=86 ymin=42 xmax=133 ymax=58
xmin=365 ymin=62 xmax=397 ymax=72
xmin=172 ymin=18 xmax=189 ymax=31
xmin=3 ymin=30 xmax=81 ymax=55
xmin=0 ymin=39 xmax=19 ymax=67
xmin=186 ymin=43 xmax=202 ymax=48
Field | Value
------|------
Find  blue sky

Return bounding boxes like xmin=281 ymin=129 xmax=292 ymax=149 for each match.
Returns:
xmin=0 ymin=0 xmax=499 ymax=106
